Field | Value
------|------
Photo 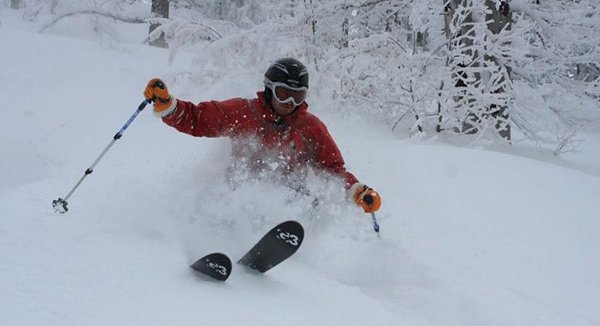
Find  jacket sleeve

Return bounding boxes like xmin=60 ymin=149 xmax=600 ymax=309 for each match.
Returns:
xmin=161 ymin=98 xmax=252 ymax=137
xmin=303 ymin=117 xmax=359 ymax=188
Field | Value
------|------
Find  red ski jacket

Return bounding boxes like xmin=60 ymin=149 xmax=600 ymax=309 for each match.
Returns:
xmin=162 ymin=92 xmax=359 ymax=188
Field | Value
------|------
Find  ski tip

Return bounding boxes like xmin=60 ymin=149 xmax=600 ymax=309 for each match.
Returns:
xmin=279 ymin=220 xmax=304 ymax=233
xmin=238 ymin=220 xmax=305 ymax=273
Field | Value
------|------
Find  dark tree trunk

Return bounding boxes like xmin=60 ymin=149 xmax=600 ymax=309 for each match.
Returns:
xmin=341 ymin=17 xmax=349 ymax=48
xmin=11 ymin=0 xmax=23 ymax=9
xmin=149 ymin=0 xmax=169 ymax=48
xmin=485 ymin=0 xmax=512 ymax=141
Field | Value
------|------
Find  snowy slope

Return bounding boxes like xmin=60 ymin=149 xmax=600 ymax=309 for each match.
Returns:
xmin=2 ymin=10 xmax=600 ymax=326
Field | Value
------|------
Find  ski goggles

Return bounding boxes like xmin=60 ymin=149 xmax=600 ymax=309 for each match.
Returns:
xmin=265 ymin=78 xmax=308 ymax=107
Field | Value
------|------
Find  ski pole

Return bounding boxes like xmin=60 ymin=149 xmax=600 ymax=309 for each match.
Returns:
xmin=52 ymin=99 xmax=152 ymax=214
xmin=370 ymin=212 xmax=381 ymax=235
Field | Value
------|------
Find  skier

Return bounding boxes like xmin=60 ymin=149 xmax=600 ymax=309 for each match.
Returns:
xmin=143 ymin=58 xmax=381 ymax=214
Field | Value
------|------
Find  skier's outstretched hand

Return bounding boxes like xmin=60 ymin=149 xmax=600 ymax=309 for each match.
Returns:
xmin=351 ymin=183 xmax=382 ymax=213
xmin=144 ymin=78 xmax=176 ymax=117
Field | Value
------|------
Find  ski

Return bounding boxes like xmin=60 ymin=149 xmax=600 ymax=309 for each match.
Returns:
xmin=191 ymin=220 xmax=304 ymax=281
xmin=238 ymin=220 xmax=304 ymax=273
xmin=190 ymin=252 xmax=232 ymax=281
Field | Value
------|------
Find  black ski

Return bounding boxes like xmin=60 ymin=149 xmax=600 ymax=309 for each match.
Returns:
xmin=238 ymin=220 xmax=304 ymax=273
xmin=190 ymin=252 xmax=232 ymax=281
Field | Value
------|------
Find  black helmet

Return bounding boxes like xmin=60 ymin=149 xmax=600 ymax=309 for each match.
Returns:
xmin=264 ymin=58 xmax=309 ymax=89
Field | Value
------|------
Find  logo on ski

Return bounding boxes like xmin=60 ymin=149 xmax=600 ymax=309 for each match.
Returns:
xmin=276 ymin=230 xmax=300 ymax=246
xmin=190 ymin=253 xmax=232 ymax=281
xmin=208 ymin=262 xmax=228 ymax=276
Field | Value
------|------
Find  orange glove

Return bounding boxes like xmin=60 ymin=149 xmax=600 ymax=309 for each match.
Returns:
xmin=144 ymin=78 xmax=176 ymax=117
xmin=351 ymin=183 xmax=382 ymax=213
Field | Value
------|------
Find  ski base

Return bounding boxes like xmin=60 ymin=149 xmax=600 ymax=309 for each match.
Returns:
xmin=238 ymin=220 xmax=304 ymax=273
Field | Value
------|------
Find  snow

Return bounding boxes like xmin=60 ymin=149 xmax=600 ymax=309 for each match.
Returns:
xmin=2 ymin=8 xmax=600 ymax=326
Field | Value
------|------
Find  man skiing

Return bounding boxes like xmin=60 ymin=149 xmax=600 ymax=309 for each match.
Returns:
xmin=143 ymin=58 xmax=381 ymax=214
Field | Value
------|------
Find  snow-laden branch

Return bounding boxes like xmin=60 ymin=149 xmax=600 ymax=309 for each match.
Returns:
xmin=39 ymin=10 xmax=152 ymax=33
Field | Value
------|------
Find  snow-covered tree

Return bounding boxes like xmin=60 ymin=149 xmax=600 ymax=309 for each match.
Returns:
xmin=18 ymin=0 xmax=600 ymax=153
xmin=507 ymin=0 xmax=600 ymax=153
xmin=441 ymin=0 xmax=513 ymax=141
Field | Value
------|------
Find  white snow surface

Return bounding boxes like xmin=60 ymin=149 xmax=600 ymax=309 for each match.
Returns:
xmin=2 ymin=10 xmax=600 ymax=326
